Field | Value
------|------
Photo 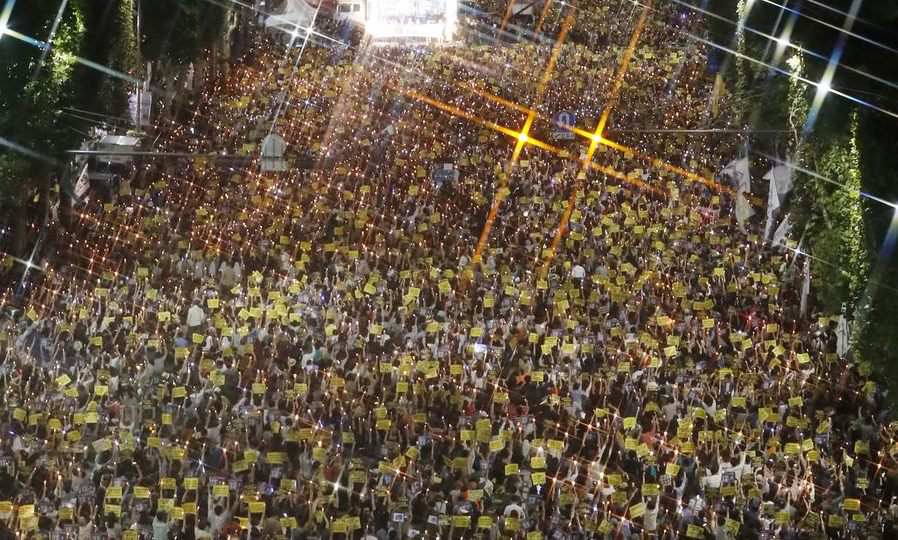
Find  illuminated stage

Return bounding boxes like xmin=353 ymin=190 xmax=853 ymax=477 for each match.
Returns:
xmin=265 ymin=0 xmax=458 ymax=44
xmin=363 ymin=0 xmax=458 ymax=42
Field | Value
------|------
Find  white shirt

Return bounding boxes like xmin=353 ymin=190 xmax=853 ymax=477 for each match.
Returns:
xmin=187 ymin=304 xmax=205 ymax=327
xmin=209 ymin=508 xmax=230 ymax=534
xmin=702 ymin=472 xmax=722 ymax=489
xmin=78 ymin=522 xmax=94 ymax=540
xmin=503 ymin=503 xmax=525 ymax=520
xmin=644 ymin=504 xmax=659 ymax=531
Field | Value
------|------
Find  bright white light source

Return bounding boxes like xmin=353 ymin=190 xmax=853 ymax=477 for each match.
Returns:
xmin=818 ymin=80 xmax=831 ymax=94
xmin=0 ymin=22 xmax=7 ymax=36
xmin=517 ymin=132 xmax=529 ymax=143
xmin=361 ymin=0 xmax=457 ymax=42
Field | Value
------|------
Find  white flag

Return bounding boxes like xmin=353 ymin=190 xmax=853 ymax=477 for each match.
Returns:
xmin=764 ymin=175 xmax=780 ymax=239
xmin=763 ymin=164 xmax=794 ymax=239
xmin=765 ymin=164 xmax=794 ymax=200
xmin=721 ymin=158 xmax=751 ymax=192
xmin=800 ymin=256 xmax=811 ymax=317
xmin=736 ymin=192 xmax=755 ymax=227
xmin=836 ymin=314 xmax=850 ymax=358
xmin=771 ymin=213 xmax=792 ymax=247
xmin=722 ymin=158 xmax=754 ymax=226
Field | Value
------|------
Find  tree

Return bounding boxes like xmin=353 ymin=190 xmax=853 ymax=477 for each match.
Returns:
xmin=95 ymin=0 xmax=142 ymax=117
xmin=0 ymin=0 xmax=88 ymax=255
xmin=719 ymin=0 xmax=898 ymax=400
xmin=140 ymin=0 xmax=228 ymax=65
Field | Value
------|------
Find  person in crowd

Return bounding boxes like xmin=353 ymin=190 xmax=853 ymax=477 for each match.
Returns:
xmin=0 ymin=3 xmax=889 ymax=540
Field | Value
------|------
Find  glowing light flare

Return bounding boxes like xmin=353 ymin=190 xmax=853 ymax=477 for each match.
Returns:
xmin=202 ymin=0 xmax=347 ymax=49
xmin=681 ymin=27 xmax=898 ymax=119
xmin=398 ymin=87 xmax=519 ymax=141
xmin=536 ymin=11 xmax=576 ymax=95
xmin=5 ymin=254 xmax=41 ymax=273
xmin=0 ymin=136 xmax=58 ymax=165
xmin=509 ymin=11 xmax=573 ymax=165
xmin=462 ymin=84 xmax=730 ymax=197
xmin=535 ymin=0 xmax=554 ymax=34
xmin=0 ymin=0 xmax=13 ymax=39
xmin=541 ymin=0 xmax=653 ymax=275
xmin=586 ymin=0 xmax=652 ymax=162
xmin=500 ymin=0 xmax=516 ymax=33
xmin=756 ymin=0 xmax=893 ymax=55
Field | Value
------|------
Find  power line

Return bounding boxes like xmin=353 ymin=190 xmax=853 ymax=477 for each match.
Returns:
xmin=670 ymin=0 xmax=898 ymax=95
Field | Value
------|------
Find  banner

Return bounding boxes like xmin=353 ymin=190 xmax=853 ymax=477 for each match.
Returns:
xmin=721 ymin=158 xmax=753 ymax=226
xmin=74 ymin=162 xmax=90 ymax=200
xmin=128 ymin=91 xmax=152 ymax=127
xmin=764 ymin=164 xmax=794 ymax=239
xmin=837 ymin=314 xmax=850 ymax=358
xmin=800 ymin=256 xmax=811 ymax=317
xmin=771 ymin=213 xmax=791 ymax=247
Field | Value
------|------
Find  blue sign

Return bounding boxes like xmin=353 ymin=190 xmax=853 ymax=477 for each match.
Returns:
xmin=431 ymin=166 xmax=458 ymax=188
xmin=552 ymin=111 xmax=576 ymax=140
xmin=707 ymin=48 xmax=721 ymax=74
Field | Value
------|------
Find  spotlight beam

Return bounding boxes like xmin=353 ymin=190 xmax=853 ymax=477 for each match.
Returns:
xmin=0 ymin=0 xmax=15 ymax=37
xmin=619 ymin=0 xmax=898 ymax=119
xmin=677 ymin=26 xmax=898 ymax=120
xmin=756 ymin=0 xmax=898 ymax=55
xmin=802 ymin=0 xmax=863 ymax=135
xmin=667 ymin=0 xmax=898 ymax=94
xmin=31 ymin=0 xmax=68 ymax=81
xmin=393 ymin=88 xmax=666 ymax=199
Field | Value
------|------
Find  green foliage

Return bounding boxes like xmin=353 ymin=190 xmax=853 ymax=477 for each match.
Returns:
xmin=0 ymin=155 xmax=32 ymax=210
xmin=719 ymin=0 xmax=897 ymax=362
xmin=140 ymin=0 xmax=228 ymax=65
xmin=853 ymin=111 xmax=898 ymax=405
xmin=791 ymin=113 xmax=869 ymax=313
xmin=97 ymin=0 xmax=141 ymax=116
xmin=858 ymin=277 xmax=898 ymax=404
xmin=785 ymin=53 xmax=809 ymax=151
xmin=0 ymin=0 xmax=88 ymax=208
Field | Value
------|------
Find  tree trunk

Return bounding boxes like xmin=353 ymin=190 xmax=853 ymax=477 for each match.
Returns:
xmin=11 ymin=202 xmax=29 ymax=258
xmin=60 ymin=191 xmax=73 ymax=230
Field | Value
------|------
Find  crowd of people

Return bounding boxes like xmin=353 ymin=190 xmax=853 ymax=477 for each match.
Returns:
xmin=1 ymin=2 xmax=895 ymax=540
